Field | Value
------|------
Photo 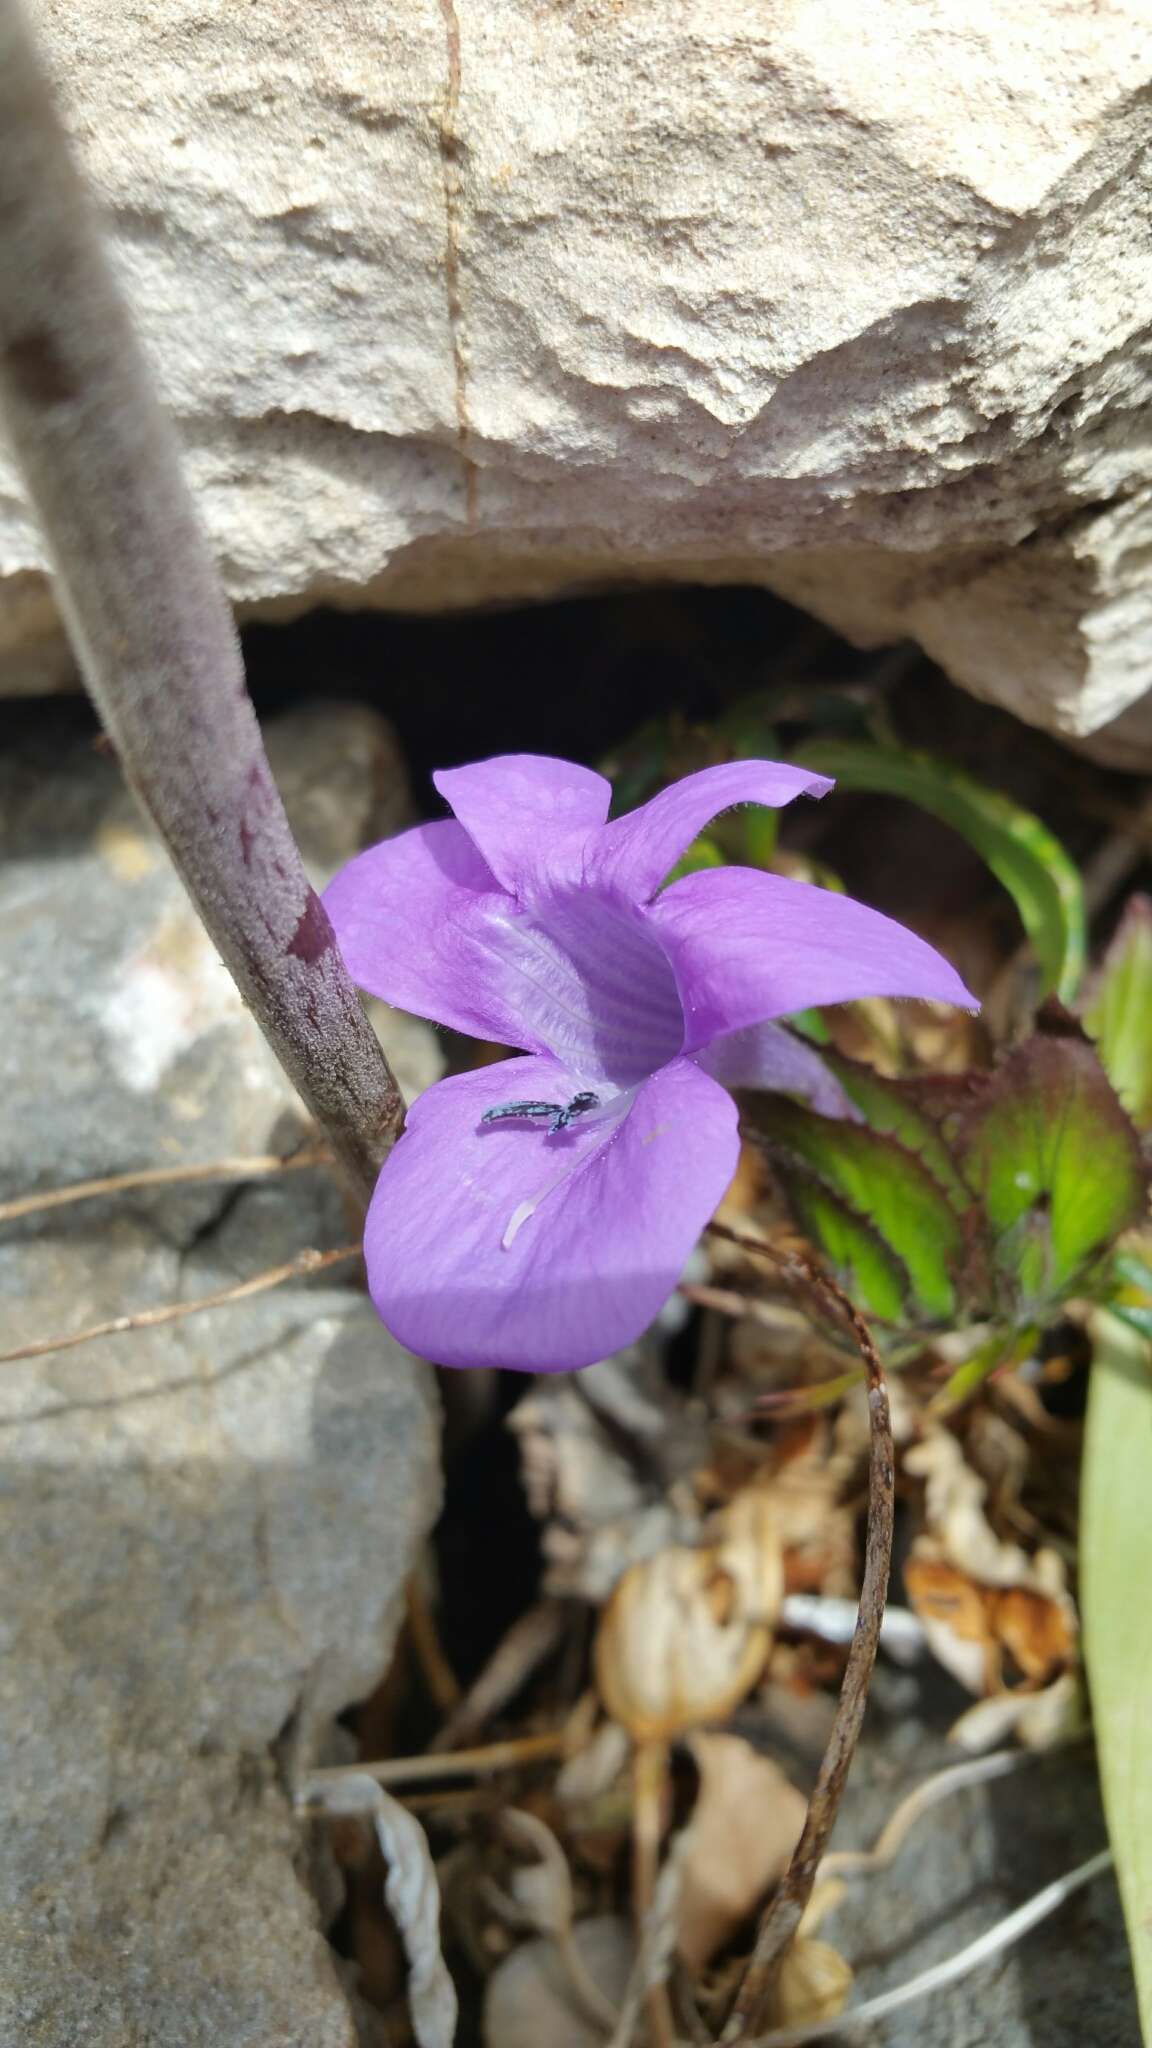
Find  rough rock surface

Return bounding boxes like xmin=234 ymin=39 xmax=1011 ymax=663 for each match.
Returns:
xmin=0 ymin=702 xmax=442 ymax=2046
xmin=1 ymin=3 xmax=1150 ymax=757
xmin=823 ymin=1678 xmax=1138 ymax=2047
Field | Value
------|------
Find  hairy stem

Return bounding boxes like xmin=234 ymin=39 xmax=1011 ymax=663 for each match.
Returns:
xmin=0 ymin=1 xmax=403 ymax=1201
xmin=706 ymin=1220 xmax=895 ymax=2042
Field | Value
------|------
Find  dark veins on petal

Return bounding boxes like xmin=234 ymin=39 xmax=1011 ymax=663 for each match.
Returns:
xmin=487 ymin=885 xmax=685 ymax=1088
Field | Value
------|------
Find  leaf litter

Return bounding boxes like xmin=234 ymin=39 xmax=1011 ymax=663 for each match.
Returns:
xmin=292 ymin=666 xmax=1152 ymax=2045
xmin=19 ymin=645 xmax=1142 ymax=2045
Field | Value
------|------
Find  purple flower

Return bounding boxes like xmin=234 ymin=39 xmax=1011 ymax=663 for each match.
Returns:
xmin=324 ymin=754 xmax=976 ymax=1373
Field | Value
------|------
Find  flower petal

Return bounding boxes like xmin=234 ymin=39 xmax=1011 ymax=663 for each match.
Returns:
xmin=479 ymin=883 xmax=684 ymax=1088
xmin=697 ymin=1021 xmax=858 ymax=1118
xmin=323 ymin=819 xmax=534 ymax=1046
xmin=586 ymin=760 xmax=833 ymax=902
xmin=363 ymin=1054 xmax=740 ymax=1371
xmin=325 ymin=823 xmax=685 ymax=1080
xmin=434 ymin=754 xmax=613 ymax=895
xmin=651 ymin=866 xmax=978 ymax=1051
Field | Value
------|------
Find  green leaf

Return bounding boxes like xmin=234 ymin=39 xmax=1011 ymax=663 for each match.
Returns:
xmin=774 ymin=1164 xmax=912 ymax=1323
xmin=664 ymin=834 xmax=726 ymax=883
xmin=819 ymin=1048 xmax=970 ymax=1207
xmin=1110 ymin=1249 xmax=1152 ymax=1342
xmin=929 ymin=1322 xmax=1039 ymax=1414
xmin=797 ymin=739 xmax=1087 ymax=1003
xmin=754 ymin=1097 xmax=965 ymax=1320
xmin=1111 ymin=1300 xmax=1152 ymax=1344
xmin=1082 ymin=896 xmax=1152 ymax=1128
xmin=956 ymin=1032 xmax=1148 ymax=1314
xmin=787 ymin=1007 xmax=832 ymax=1046
xmin=1082 ymin=1307 xmax=1152 ymax=2042
xmin=741 ymin=806 xmax=779 ymax=870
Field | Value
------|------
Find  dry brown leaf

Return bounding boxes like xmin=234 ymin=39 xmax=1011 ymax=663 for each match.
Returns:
xmin=903 ymin=1557 xmax=999 ymax=1696
xmin=714 ymin=1485 xmax=786 ymax=1624
xmin=950 ymin=1670 xmax=1088 ymax=1753
xmin=555 ymin=1719 xmax=632 ymax=1809
xmin=508 ymin=1350 xmax=709 ymax=1601
xmin=991 ymin=1583 xmax=1077 ymax=1685
xmin=904 ymin=1426 xmax=1079 ymax=1710
xmin=715 ymin=1138 xmax=768 ymax=1220
xmin=485 ymin=1811 xmax=623 ymax=2038
xmin=303 ymin=1774 xmax=457 ymax=2048
xmin=511 ymin=1375 xmax=652 ymax=1535
xmin=904 ymin=1557 xmax=1078 ymax=1701
xmin=594 ymin=1487 xmax=783 ymax=1742
xmin=594 ymin=1546 xmax=770 ymax=1742
xmin=483 ymin=1916 xmax=633 ymax=2048
xmin=491 ymin=1809 xmax=575 ymax=1940
xmin=905 ymin=1427 xmax=1037 ymax=1587
xmin=675 ymin=1734 xmax=807 ymax=1971
xmin=899 ymin=990 xmax=988 ymax=1073
xmin=773 ymin=1935 xmax=854 ymax=2028
xmin=701 ymin=1420 xmax=857 ymax=1601
xmin=773 ymin=1423 xmax=858 ymax=1598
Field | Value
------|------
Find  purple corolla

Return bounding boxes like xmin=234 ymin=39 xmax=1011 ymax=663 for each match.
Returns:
xmin=324 ymin=754 xmax=975 ymax=1372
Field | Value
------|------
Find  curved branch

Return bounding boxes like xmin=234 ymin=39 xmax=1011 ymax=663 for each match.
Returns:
xmin=706 ymin=1219 xmax=895 ymax=2042
xmin=0 ymin=0 xmax=403 ymax=1200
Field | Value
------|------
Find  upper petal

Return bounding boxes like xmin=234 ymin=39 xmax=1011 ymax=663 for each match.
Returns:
xmin=434 ymin=754 xmax=613 ymax=896
xmin=697 ymin=1020 xmax=858 ymax=1118
xmin=477 ymin=882 xmax=684 ymax=1088
xmin=323 ymin=819 xmax=536 ymax=1047
xmin=325 ymin=820 xmax=687 ymax=1081
xmin=585 ymin=760 xmax=833 ymax=903
xmin=651 ymin=866 xmax=978 ymax=1052
xmin=362 ymin=1053 xmax=740 ymax=1372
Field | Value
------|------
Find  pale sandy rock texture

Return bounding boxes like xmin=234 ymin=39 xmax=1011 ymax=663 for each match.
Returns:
xmin=4 ymin=1 xmax=1152 ymax=758
xmin=0 ymin=703 xmax=442 ymax=2046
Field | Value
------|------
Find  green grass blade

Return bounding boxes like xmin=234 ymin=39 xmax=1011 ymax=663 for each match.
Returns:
xmin=1082 ymin=896 xmax=1152 ymax=1128
xmin=753 ymin=1097 xmax=964 ymax=1320
xmin=799 ymin=740 xmax=1087 ymax=1003
xmin=1082 ymin=1308 xmax=1152 ymax=2040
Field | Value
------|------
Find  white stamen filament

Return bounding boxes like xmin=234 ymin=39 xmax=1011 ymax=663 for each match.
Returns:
xmin=501 ymin=1199 xmax=538 ymax=1250
xmin=495 ymin=1086 xmax=636 ymax=1251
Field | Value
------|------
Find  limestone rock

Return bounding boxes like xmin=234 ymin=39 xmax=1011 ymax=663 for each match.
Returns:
xmin=3 ymin=2 xmax=1151 ymax=756
xmin=0 ymin=702 xmax=442 ymax=2045
xmin=822 ymin=1689 xmax=1138 ymax=2046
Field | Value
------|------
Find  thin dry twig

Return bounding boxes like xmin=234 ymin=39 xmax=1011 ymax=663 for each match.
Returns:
xmin=298 ymin=1730 xmax=573 ymax=1801
xmin=0 ymin=1243 xmax=360 ymax=1366
xmin=740 ymin=1847 xmax=1113 ymax=2047
xmin=490 ymin=1807 xmax=622 ymax=2036
xmin=705 ymin=1220 xmax=895 ymax=2044
xmin=632 ymin=1737 xmax=676 ymax=2048
xmin=678 ymin=1282 xmax=802 ymax=1329
xmin=607 ymin=1830 xmax=693 ymax=2048
xmin=406 ymin=1575 xmax=463 ymax=1718
xmin=820 ymin=1749 xmax=1036 ymax=1881
xmin=0 ymin=0 xmax=402 ymax=1200
xmin=430 ymin=1598 xmax=569 ymax=1752
xmin=0 ymin=1144 xmax=332 ymax=1227
xmin=391 ymin=1788 xmax=494 ymax=1817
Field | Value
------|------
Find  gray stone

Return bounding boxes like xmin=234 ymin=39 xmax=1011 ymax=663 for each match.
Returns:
xmin=0 ymin=703 xmax=442 ymax=2046
xmin=4 ymin=3 xmax=1152 ymax=757
xmin=818 ymin=1681 xmax=1138 ymax=2046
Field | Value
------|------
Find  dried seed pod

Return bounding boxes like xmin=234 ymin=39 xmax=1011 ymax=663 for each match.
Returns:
xmin=774 ymin=1936 xmax=853 ymax=2028
xmin=593 ymin=1488 xmax=783 ymax=1742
